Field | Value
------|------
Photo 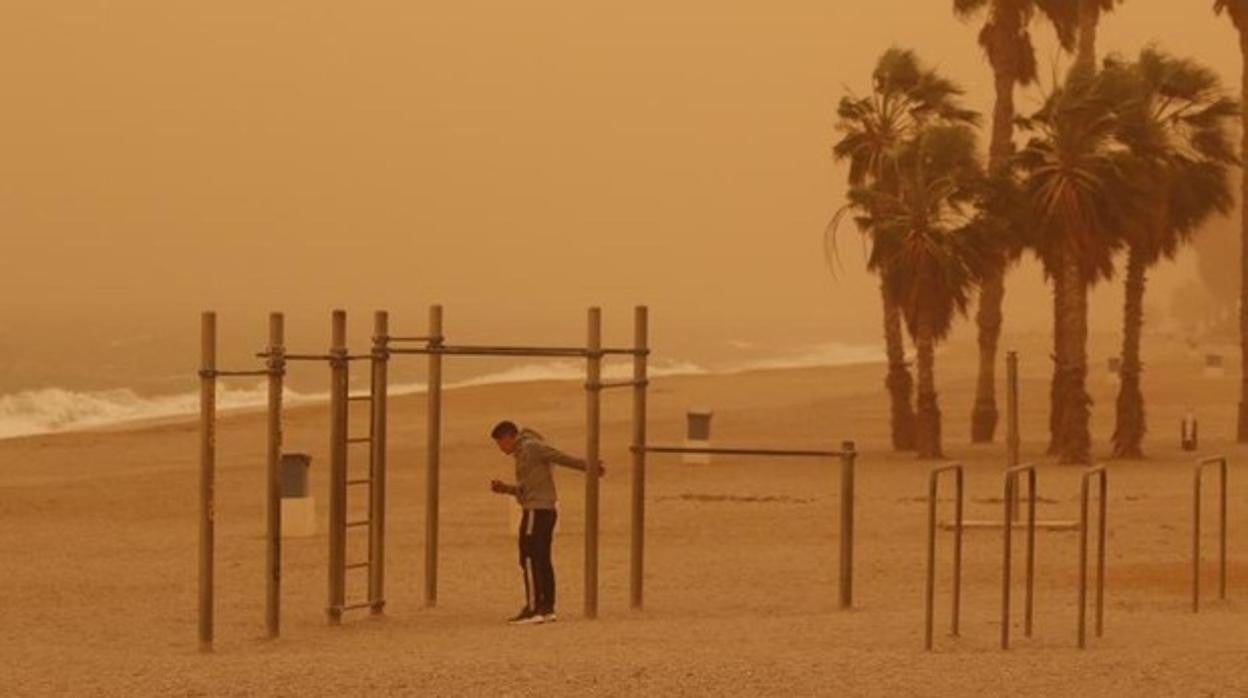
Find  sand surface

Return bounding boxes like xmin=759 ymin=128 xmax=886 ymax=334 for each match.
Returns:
xmin=2 ymin=337 xmax=1246 ymax=696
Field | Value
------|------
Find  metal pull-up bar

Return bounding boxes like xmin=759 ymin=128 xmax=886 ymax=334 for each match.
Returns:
xmin=629 ymin=440 xmax=857 ymax=611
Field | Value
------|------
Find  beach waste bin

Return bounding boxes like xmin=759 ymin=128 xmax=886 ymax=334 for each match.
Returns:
xmin=280 ymin=453 xmax=316 ymax=538
xmin=684 ymin=409 xmax=713 ymax=464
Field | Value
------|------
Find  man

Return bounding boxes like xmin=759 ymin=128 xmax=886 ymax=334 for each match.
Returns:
xmin=489 ymin=420 xmax=603 ymax=625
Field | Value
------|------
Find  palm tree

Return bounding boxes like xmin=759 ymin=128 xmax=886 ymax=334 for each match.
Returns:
xmin=1214 ymin=0 xmax=1248 ymax=442
xmin=1104 ymin=48 xmax=1239 ymax=457
xmin=953 ymin=0 xmax=1078 ymax=444
xmin=831 ymin=48 xmax=979 ymax=451
xmin=1077 ymin=0 xmax=1123 ymax=70
xmin=1016 ymin=70 xmax=1141 ymax=463
xmin=847 ymin=125 xmax=993 ymax=458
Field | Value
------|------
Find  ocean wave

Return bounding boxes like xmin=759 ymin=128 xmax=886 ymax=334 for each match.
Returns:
xmin=725 ymin=342 xmax=884 ymax=372
xmin=0 ymin=357 xmax=708 ymax=441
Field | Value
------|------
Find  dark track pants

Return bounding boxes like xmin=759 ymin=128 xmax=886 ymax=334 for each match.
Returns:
xmin=518 ymin=508 xmax=558 ymax=613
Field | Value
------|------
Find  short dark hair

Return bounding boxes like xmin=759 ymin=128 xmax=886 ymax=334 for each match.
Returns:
xmin=490 ymin=420 xmax=518 ymax=439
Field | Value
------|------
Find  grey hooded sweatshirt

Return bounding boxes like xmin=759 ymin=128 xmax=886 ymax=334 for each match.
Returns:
xmin=511 ymin=428 xmax=587 ymax=510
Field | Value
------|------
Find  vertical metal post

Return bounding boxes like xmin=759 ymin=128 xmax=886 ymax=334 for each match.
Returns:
xmin=1006 ymin=351 xmax=1020 ymax=521
xmin=1193 ymin=456 xmax=1230 ymax=612
xmin=1219 ymin=460 xmax=1227 ymax=602
xmin=265 ymin=312 xmax=285 ymax=638
xmin=585 ymin=307 xmax=602 ymax=619
xmin=1078 ymin=466 xmax=1108 ymax=648
xmin=1097 ymin=469 xmax=1107 ymax=638
xmin=328 ymin=310 xmax=348 ymax=624
xmin=425 ymin=305 xmax=443 ymax=607
xmin=629 ymin=306 xmax=648 ymax=610
xmin=925 ymin=465 xmax=963 ymax=650
xmin=198 ymin=312 xmax=216 ymax=652
xmin=1078 ymin=473 xmax=1090 ymax=649
xmin=1024 ymin=469 xmax=1036 ymax=637
xmin=838 ymin=440 xmax=856 ymax=610
xmin=1194 ymin=466 xmax=1201 ymax=613
xmin=1001 ymin=475 xmax=1013 ymax=650
xmin=370 ymin=311 xmax=389 ymax=615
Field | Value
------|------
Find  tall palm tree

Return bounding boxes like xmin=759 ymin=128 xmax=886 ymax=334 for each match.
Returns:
xmin=1214 ymin=0 xmax=1248 ymax=442
xmin=1077 ymin=0 xmax=1123 ymax=70
xmin=953 ymin=0 xmax=1078 ymax=444
xmin=1104 ymin=48 xmax=1239 ymax=457
xmin=831 ymin=48 xmax=980 ymax=451
xmin=847 ymin=125 xmax=993 ymax=458
xmin=1016 ymin=69 xmax=1140 ymax=463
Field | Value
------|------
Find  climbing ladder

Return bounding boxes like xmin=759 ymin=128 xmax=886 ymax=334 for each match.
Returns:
xmin=327 ymin=310 xmax=389 ymax=623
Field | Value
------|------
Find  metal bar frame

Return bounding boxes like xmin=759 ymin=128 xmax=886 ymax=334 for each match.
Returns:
xmin=1001 ymin=462 xmax=1037 ymax=650
xmin=264 ymin=313 xmax=285 ymax=638
xmin=1006 ymin=351 xmax=1021 ymax=522
xmin=1193 ymin=455 xmax=1230 ymax=613
xmin=327 ymin=311 xmax=348 ymax=624
xmin=629 ymin=306 xmax=648 ymax=610
xmin=424 ymin=305 xmax=444 ymax=607
xmin=584 ymin=308 xmax=602 ymax=619
xmin=632 ymin=439 xmax=856 ymax=610
xmin=369 ymin=311 xmax=389 ymax=615
xmin=925 ymin=463 xmax=963 ymax=651
xmin=198 ymin=313 xmax=216 ymax=652
xmin=1078 ymin=465 xmax=1107 ymax=649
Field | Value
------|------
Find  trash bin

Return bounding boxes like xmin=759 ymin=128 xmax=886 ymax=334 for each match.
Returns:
xmin=280 ymin=453 xmax=316 ymax=538
xmin=684 ymin=409 xmax=713 ymax=464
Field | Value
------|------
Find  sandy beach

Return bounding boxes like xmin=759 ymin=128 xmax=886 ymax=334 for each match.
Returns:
xmin=2 ymin=336 xmax=1245 ymax=697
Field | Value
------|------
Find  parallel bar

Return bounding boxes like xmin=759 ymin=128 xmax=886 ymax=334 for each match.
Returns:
xmin=1001 ymin=463 xmax=1037 ymax=650
xmin=369 ymin=312 xmax=388 ymax=615
xmin=347 ymin=437 xmax=372 ymax=444
xmin=1006 ymin=351 xmax=1021 ymax=522
xmin=347 ymin=519 xmax=371 ymax=528
xmin=1078 ymin=465 xmax=1108 ymax=649
xmin=265 ymin=312 xmax=285 ymax=639
xmin=386 ymin=335 xmax=430 ymax=342
xmin=347 ymin=478 xmax=372 ymax=486
xmin=925 ymin=463 xmax=963 ymax=650
xmin=390 ymin=345 xmax=588 ymax=358
xmin=198 ymin=312 xmax=216 ymax=652
xmin=584 ymin=307 xmax=602 ymax=619
xmin=348 ymin=394 xmax=372 ymax=402
xmin=601 ymin=347 xmax=650 ymax=356
xmin=629 ymin=306 xmax=648 ymax=610
xmin=640 ymin=445 xmax=845 ymax=459
xmin=211 ymin=370 xmax=270 ymax=378
xmin=336 ymin=602 xmax=375 ymax=612
xmin=592 ymin=379 xmax=649 ymax=391
xmin=278 ymin=353 xmax=371 ymax=362
xmin=327 ymin=310 xmax=348 ymax=625
xmin=839 ymin=441 xmax=856 ymax=609
xmin=346 ymin=562 xmax=370 ymax=570
xmin=1193 ymin=456 xmax=1230 ymax=612
xmin=425 ymin=305 xmax=443 ymax=608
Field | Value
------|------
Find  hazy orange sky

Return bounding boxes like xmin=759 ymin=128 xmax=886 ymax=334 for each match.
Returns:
xmin=0 ymin=1 xmax=1239 ymax=392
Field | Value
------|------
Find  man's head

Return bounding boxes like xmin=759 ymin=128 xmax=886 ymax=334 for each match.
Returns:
xmin=491 ymin=420 xmax=520 ymax=454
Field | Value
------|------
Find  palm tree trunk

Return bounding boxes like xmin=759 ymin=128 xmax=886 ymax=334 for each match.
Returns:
xmin=1112 ymin=246 xmax=1147 ymax=458
xmin=915 ymin=319 xmax=942 ymax=459
xmin=1058 ymin=251 xmax=1093 ymax=464
xmin=1238 ymin=29 xmax=1248 ymax=443
xmin=1076 ymin=0 xmax=1100 ymax=72
xmin=1048 ymin=258 xmax=1067 ymax=455
xmin=882 ymin=280 xmax=917 ymax=450
xmin=971 ymin=60 xmax=1017 ymax=444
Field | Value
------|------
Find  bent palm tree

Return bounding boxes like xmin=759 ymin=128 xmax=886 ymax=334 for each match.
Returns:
xmin=1104 ymin=48 xmax=1238 ymax=457
xmin=848 ymin=125 xmax=993 ymax=458
xmin=1214 ymin=0 xmax=1248 ymax=442
xmin=831 ymin=48 xmax=979 ymax=451
xmin=1016 ymin=70 xmax=1140 ymax=463
xmin=953 ymin=0 xmax=1078 ymax=443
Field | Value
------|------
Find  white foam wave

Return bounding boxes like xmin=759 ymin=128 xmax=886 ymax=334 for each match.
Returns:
xmin=0 ymin=358 xmax=708 ymax=441
xmin=726 ymin=342 xmax=884 ymax=372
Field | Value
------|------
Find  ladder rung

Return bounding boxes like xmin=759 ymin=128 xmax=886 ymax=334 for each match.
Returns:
xmin=346 ymin=519 xmax=371 ymax=528
xmin=346 ymin=561 xmax=371 ymax=570
xmin=347 ymin=478 xmax=372 ymax=486
xmin=348 ymin=395 xmax=373 ymax=402
xmin=337 ymin=601 xmax=375 ymax=612
xmin=347 ymin=437 xmax=372 ymax=444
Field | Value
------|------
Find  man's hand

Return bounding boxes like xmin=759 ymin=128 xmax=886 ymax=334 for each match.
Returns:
xmin=490 ymin=479 xmax=513 ymax=495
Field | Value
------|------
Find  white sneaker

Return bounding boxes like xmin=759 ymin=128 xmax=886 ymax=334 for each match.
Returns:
xmin=539 ymin=611 xmax=557 ymax=623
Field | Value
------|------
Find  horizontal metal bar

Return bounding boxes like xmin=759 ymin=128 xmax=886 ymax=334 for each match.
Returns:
xmin=204 ymin=369 xmax=270 ymax=378
xmin=389 ymin=345 xmax=588 ymax=358
xmin=334 ymin=602 xmax=376 ymax=612
xmin=590 ymin=379 xmax=649 ymax=391
xmin=347 ymin=437 xmax=372 ymax=444
xmin=347 ymin=478 xmax=372 ymax=486
xmin=637 ymin=445 xmax=845 ymax=458
xmin=386 ymin=335 xmax=431 ymax=342
xmin=601 ymin=347 xmax=650 ymax=356
xmin=347 ymin=394 xmax=373 ymax=402
xmin=346 ymin=520 xmax=371 ymax=528
xmin=345 ymin=561 xmax=371 ymax=570
xmin=941 ymin=519 xmax=1078 ymax=531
